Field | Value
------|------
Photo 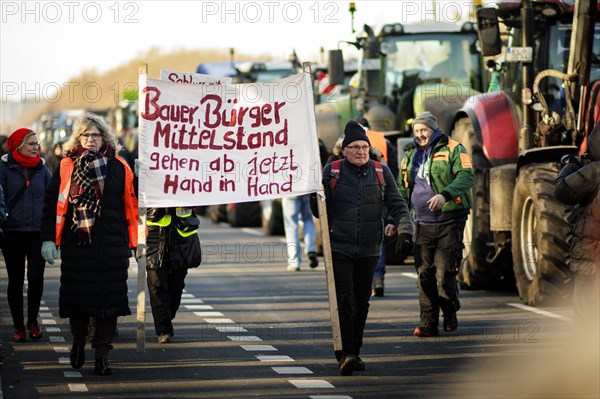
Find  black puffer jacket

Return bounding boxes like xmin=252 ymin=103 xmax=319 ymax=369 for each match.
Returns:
xmin=41 ymin=157 xmax=132 ymax=319
xmin=555 ymin=125 xmax=600 ymax=276
xmin=322 ymin=159 xmax=413 ymax=257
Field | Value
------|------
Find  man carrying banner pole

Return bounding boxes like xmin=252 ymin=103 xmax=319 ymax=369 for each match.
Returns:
xmin=313 ymin=119 xmax=414 ymax=376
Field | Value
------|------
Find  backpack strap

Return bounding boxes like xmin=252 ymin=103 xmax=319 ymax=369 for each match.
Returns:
xmin=330 ymin=160 xmax=342 ymax=193
xmin=372 ymin=160 xmax=385 ymax=190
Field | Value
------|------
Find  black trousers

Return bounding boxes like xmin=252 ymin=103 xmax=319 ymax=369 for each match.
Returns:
xmin=2 ymin=231 xmax=46 ymax=327
xmin=146 ymin=266 xmax=188 ymax=336
xmin=414 ymin=222 xmax=465 ymax=327
xmin=332 ymin=253 xmax=378 ymax=360
xmin=70 ymin=316 xmax=117 ymax=359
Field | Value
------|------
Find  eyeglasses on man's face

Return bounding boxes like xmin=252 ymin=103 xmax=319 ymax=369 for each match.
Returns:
xmin=346 ymin=145 xmax=370 ymax=152
xmin=80 ymin=133 xmax=102 ymax=141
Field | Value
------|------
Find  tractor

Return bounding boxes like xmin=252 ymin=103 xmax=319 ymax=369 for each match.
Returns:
xmin=450 ymin=0 xmax=599 ymax=304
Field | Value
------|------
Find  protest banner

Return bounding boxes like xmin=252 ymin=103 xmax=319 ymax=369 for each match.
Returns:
xmin=138 ymin=72 xmax=322 ymax=207
xmin=159 ymin=69 xmax=232 ymax=85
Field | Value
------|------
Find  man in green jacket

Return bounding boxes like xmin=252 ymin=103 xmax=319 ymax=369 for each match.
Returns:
xmin=398 ymin=111 xmax=474 ymax=337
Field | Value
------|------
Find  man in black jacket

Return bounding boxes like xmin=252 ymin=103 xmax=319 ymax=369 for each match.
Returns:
xmin=315 ymin=120 xmax=414 ymax=376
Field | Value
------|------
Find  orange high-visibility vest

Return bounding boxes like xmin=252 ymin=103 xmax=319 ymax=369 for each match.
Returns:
xmin=366 ymin=130 xmax=388 ymax=162
xmin=55 ymin=156 xmax=138 ymax=248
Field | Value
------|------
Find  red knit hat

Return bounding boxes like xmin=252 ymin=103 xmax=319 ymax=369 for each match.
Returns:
xmin=8 ymin=128 xmax=34 ymax=152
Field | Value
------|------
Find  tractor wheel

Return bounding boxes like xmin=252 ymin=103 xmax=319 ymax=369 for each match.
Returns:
xmin=511 ymin=163 xmax=574 ymax=305
xmin=451 ymin=117 xmax=514 ymax=290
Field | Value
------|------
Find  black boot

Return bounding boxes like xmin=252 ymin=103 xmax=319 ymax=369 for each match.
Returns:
xmin=70 ymin=341 xmax=85 ymax=369
xmin=94 ymin=358 xmax=112 ymax=375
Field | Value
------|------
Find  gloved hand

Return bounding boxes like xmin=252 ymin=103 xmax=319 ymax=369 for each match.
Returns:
xmin=395 ymin=233 xmax=414 ymax=257
xmin=41 ymin=241 xmax=59 ymax=265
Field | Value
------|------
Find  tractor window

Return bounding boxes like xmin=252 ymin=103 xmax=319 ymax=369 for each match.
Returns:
xmin=382 ymin=33 xmax=482 ymax=98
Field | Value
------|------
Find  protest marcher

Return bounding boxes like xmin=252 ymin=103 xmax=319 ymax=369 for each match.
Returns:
xmin=282 ymin=194 xmax=318 ymax=271
xmin=398 ymin=111 xmax=474 ymax=337
xmin=355 ymin=116 xmax=399 ymax=297
xmin=315 ymin=120 xmax=414 ymax=375
xmin=0 ymin=128 xmax=51 ymax=343
xmin=146 ymin=207 xmax=201 ymax=343
xmin=554 ymin=124 xmax=600 ymax=340
xmin=41 ymin=113 xmax=137 ymax=375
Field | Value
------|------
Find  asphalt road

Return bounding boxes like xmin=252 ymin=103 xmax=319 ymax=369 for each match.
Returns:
xmin=1 ymin=217 xmax=596 ymax=398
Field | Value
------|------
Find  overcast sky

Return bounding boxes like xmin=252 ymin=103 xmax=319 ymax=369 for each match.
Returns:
xmin=1 ymin=1 xmax=477 ymax=102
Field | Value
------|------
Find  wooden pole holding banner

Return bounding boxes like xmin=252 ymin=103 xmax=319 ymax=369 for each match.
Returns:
xmin=302 ymin=62 xmax=343 ymax=352
xmin=136 ymin=63 xmax=148 ymax=353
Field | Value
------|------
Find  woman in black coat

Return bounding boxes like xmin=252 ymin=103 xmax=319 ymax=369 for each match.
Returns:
xmin=41 ymin=113 xmax=138 ymax=376
xmin=0 ymin=128 xmax=51 ymax=343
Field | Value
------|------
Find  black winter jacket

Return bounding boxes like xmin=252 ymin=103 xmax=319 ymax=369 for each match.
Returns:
xmin=0 ymin=153 xmax=51 ymax=233
xmin=321 ymin=159 xmax=413 ymax=257
xmin=41 ymin=157 xmax=132 ymax=319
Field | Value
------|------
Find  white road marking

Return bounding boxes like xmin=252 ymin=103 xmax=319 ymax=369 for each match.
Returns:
xmin=508 ymin=303 xmax=573 ymax=323
xmin=46 ymin=327 xmax=61 ymax=333
xmin=240 ymin=345 xmax=277 ymax=351
xmin=63 ymin=371 xmax=82 ymax=378
xmin=49 ymin=336 xmax=66 ymax=342
xmin=42 ymin=319 xmax=57 ymax=325
xmin=289 ymin=380 xmax=335 ymax=389
xmin=216 ymin=326 xmax=247 ymax=333
xmin=256 ymin=355 xmax=294 ymax=362
xmin=227 ymin=335 xmax=262 ymax=342
xmin=309 ymin=396 xmax=353 ymax=399
xmin=39 ymin=312 xmax=53 ymax=318
xmin=194 ymin=311 xmax=224 ymax=317
xmin=241 ymin=228 xmax=264 ymax=237
xmin=181 ymin=293 xmax=195 ymax=298
xmin=68 ymin=384 xmax=88 ymax=392
xmin=39 ymin=306 xmax=50 ymax=311
xmin=272 ymin=367 xmax=312 ymax=374
xmin=53 ymin=347 xmax=69 ymax=353
xmin=185 ymin=304 xmax=214 ymax=310
xmin=181 ymin=298 xmax=204 ymax=304
xmin=204 ymin=318 xmax=235 ymax=324
xmin=58 ymin=357 xmax=70 ymax=365
xmin=401 ymin=272 xmax=418 ymax=279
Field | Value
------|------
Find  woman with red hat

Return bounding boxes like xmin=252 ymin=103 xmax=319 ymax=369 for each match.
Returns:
xmin=0 ymin=127 xmax=52 ymax=343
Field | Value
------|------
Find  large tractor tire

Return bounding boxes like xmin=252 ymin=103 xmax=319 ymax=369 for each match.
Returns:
xmin=451 ymin=118 xmax=514 ymax=290
xmin=511 ymin=163 xmax=574 ymax=305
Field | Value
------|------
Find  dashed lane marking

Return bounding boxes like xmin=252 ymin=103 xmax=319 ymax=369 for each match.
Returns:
xmin=240 ymin=344 xmax=278 ymax=351
xmin=42 ymin=319 xmax=57 ymax=324
xmin=256 ymin=355 xmax=294 ymax=362
xmin=401 ymin=272 xmax=418 ymax=279
xmin=289 ymin=380 xmax=335 ymax=389
xmin=216 ymin=326 xmax=247 ymax=333
xmin=227 ymin=335 xmax=262 ymax=342
xmin=49 ymin=336 xmax=66 ymax=342
xmin=58 ymin=357 xmax=70 ymax=365
xmin=180 ymin=298 xmax=204 ymax=304
xmin=508 ymin=303 xmax=573 ymax=323
xmin=184 ymin=304 xmax=214 ymax=310
xmin=53 ymin=347 xmax=69 ymax=353
xmin=204 ymin=318 xmax=235 ymax=324
xmin=193 ymin=311 xmax=224 ymax=317
xmin=63 ymin=371 xmax=82 ymax=378
xmin=68 ymin=384 xmax=88 ymax=392
xmin=272 ymin=367 xmax=313 ymax=374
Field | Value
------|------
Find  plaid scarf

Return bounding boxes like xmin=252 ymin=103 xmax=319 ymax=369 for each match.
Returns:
xmin=68 ymin=144 xmax=114 ymax=245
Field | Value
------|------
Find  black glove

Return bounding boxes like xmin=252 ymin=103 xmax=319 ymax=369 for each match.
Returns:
xmin=395 ymin=233 xmax=414 ymax=256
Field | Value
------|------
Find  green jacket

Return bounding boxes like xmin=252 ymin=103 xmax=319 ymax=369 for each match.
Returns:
xmin=399 ymin=134 xmax=474 ymax=215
